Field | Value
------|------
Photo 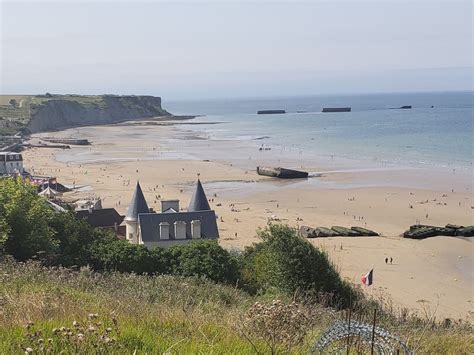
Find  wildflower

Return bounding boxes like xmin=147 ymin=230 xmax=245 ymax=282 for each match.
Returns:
xmin=25 ymin=348 xmax=33 ymax=354
xmin=88 ymin=325 xmax=97 ymax=332
xmin=73 ymin=320 xmax=80 ymax=327
xmin=106 ymin=327 xmax=112 ymax=333
xmin=88 ymin=313 xmax=99 ymax=320
xmin=52 ymin=328 xmax=59 ymax=334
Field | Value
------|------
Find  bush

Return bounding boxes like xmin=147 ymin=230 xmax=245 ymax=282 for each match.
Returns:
xmin=48 ymin=211 xmax=98 ymax=267
xmin=88 ymin=238 xmax=157 ymax=274
xmin=169 ymin=240 xmax=240 ymax=284
xmin=0 ymin=178 xmax=57 ymax=261
xmin=241 ymin=224 xmax=356 ymax=308
xmin=239 ymin=300 xmax=310 ymax=354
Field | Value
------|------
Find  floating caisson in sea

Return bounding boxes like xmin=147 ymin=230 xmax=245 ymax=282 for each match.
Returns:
xmin=257 ymin=166 xmax=308 ymax=179
xmin=322 ymin=107 xmax=351 ymax=112
xmin=257 ymin=110 xmax=286 ymax=115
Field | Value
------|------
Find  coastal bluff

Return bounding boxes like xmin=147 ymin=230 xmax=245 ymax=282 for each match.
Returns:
xmin=0 ymin=94 xmax=171 ymax=136
xmin=27 ymin=95 xmax=170 ymax=133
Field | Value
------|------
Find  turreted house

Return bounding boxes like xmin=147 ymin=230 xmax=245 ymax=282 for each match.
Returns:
xmin=124 ymin=180 xmax=219 ymax=248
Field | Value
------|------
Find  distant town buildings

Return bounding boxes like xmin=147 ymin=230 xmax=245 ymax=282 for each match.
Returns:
xmin=0 ymin=152 xmax=23 ymax=175
xmin=125 ymin=180 xmax=219 ymax=248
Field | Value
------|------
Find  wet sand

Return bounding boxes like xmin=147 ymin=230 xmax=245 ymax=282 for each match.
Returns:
xmin=23 ymin=121 xmax=473 ymax=322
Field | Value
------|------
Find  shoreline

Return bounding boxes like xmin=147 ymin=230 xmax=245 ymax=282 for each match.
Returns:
xmin=22 ymin=120 xmax=474 ymax=322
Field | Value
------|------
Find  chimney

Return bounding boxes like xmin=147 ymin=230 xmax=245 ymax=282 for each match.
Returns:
xmin=161 ymin=200 xmax=179 ymax=213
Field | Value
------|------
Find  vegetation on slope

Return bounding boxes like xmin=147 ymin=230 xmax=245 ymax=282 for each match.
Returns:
xmin=0 ymin=177 xmax=473 ymax=353
xmin=1 ymin=258 xmax=473 ymax=354
xmin=0 ymin=93 xmax=169 ymax=136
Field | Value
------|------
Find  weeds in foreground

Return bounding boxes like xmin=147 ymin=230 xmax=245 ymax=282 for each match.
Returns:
xmin=0 ymin=258 xmax=473 ymax=354
xmin=238 ymin=300 xmax=310 ymax=354
xmin=20 ymin=314 xmax=121 ymax=354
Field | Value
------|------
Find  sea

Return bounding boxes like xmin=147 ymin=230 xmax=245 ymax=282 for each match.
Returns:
xmin=164 ymin=91 xmax=473 ymax=172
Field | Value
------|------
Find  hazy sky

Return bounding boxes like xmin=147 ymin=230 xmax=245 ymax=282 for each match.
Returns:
xmin=1 ymin=0 xmax=472 ymax=99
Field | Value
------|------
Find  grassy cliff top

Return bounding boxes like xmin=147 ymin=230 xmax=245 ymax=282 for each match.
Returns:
xmin=0 ymin=94 xmax=166 ymax=136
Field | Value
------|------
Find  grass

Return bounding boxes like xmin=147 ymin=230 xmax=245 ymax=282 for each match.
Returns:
xmin=0 ymin=258 xmax=472 ymax=354
xmin=0 ymin=94 xmax=168 ymax=137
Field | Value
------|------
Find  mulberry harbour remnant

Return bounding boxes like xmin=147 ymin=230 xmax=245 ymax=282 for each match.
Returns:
xmin=322 ymin=107 xmax=351 ymax=112
xmin=257 ymin=166 xmax=309 ymax=179
xmin=257 ymin=109 xmax=286 ymax=115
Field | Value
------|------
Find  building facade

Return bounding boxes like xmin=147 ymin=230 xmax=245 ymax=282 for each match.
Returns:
xmin=124 ymin=180 xmax=219 ymax=248
xmin=0 ymin=152 xmax=23 ymax=175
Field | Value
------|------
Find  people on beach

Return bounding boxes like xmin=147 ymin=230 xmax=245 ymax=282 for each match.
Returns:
xmin=385 ymin=257 xmax=388 ymax=264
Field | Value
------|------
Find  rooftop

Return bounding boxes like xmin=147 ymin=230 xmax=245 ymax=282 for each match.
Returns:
xmin=125 ymin=181 xmax=150 ymax=222
xmin=188 ymin=179 xmax=211 ymax=212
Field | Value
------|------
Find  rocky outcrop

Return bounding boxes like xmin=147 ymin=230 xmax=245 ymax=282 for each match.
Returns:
xmin=27 ymin=95 xmax=170 ymax=133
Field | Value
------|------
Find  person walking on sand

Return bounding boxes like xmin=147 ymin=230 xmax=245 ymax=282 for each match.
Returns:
xmin=390 ymin=257 xmax=393 ymax=264
xmin=385 ymin=257 xmax=388 ymax=264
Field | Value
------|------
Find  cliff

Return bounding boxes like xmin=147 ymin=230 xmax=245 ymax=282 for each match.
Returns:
xmin=26 ymin=95 xmax=170 ymax=133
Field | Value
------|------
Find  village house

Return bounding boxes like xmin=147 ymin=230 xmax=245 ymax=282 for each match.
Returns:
xmin=0 ymin=152 xmax=23 ymax=175
xmin=124 ymin=180 xmax=219 ymax=248
xmin=76 ymin=208 xmax=125 ymax=233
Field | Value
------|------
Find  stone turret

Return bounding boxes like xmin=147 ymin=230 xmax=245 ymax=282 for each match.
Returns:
xmin=188 ymin=179 xmax=211 ymax=212
xmin=125 ymin=181 xmax=149 ymax=244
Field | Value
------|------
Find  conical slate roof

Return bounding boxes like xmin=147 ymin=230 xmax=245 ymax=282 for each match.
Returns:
xmin=188 ymin=179 xmax=211 ymax=212
xmin=125 ymin=181 xmax=149 ymax=221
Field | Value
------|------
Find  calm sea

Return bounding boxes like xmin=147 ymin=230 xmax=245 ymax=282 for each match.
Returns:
xmin=164 ymin=91 xmax=473 ymax=170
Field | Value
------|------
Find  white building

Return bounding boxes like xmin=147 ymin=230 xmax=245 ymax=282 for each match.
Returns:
xmin=0 ymin=152 xmax=24 ymax=175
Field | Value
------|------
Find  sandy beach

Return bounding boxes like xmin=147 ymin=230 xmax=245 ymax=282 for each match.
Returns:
xmin=23 ymin=120 xmax=473 ymax=322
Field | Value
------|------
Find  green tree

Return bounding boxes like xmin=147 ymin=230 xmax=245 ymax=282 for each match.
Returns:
xmin=169 ymin=240 xmax=240 ymax=284
xmin=48 ymin=210 xmax=97 ymax=267
xmin=0 ymin=178 xmax=57 ymax=260
xmin=241 ymin=224 xmax=355 ymax=307
xmin=88 ymin=238 xmax=156 ymax=274
xmin=0 ymin=216 xmax=10 ymax=255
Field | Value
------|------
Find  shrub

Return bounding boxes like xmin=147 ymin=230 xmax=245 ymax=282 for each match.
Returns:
xmin=169 ymin=240 xmax=240 ymax=284
xmin=239 ymin=299 xmax=310 ymax=354
xmin=241 ymin=224 xmax=356 ymax=308
xmin=88 ymin=238 xmax=157 ymax=274
xmin=0 ymin=178 xmax=57 ymax=261
xmin=48 ymin=211 xmax=98 ymax=267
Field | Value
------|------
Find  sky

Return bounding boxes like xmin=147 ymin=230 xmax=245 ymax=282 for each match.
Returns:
xmin=0 ymin=0 xmax=472 ymax=99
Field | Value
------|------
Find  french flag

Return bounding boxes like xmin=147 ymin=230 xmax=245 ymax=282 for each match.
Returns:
xmin=361 ymin=269 xmax=373 ymax=286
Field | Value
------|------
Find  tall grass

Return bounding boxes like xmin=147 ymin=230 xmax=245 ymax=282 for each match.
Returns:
xmin=0 ymin=257 xmax=472 ymax=354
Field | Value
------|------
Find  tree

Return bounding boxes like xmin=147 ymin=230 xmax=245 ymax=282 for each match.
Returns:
xmin=0 ymin=178 xmax=58 ymax=260
xmin=241 ymin=224 xmax=355 ymax=308
xmin=88 ymin=238 xmax=156 ymax=274
xmin=169 ymin=240 xmax=240 ymax=284
xmin=48 ymin=210 xmax=98 ymax=267
xmin=0 ymin=217 xmax=9 ymax=255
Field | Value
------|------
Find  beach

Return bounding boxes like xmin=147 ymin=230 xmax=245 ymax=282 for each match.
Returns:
xmin=23 ymin=120 xmax=473 ymax=322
